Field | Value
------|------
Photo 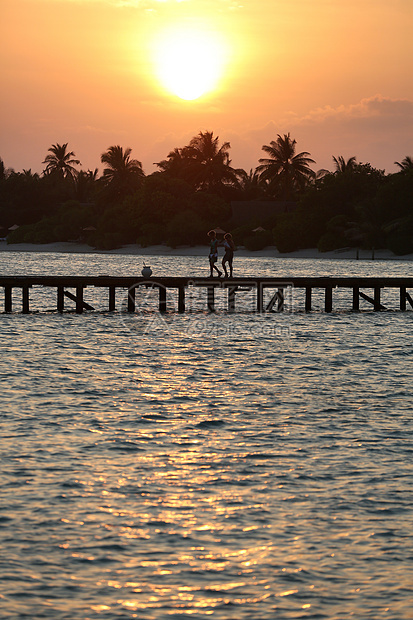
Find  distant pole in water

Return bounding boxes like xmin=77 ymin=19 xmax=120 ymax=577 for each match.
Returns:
xmin=356 ymin=248 xmax=359 ymax=260
xmin=372 ymin=247 xmax=375 ymax=260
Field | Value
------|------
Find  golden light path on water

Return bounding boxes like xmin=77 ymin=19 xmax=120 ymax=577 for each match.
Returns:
xmin=0 ymin=251 xmax=412 ymax=618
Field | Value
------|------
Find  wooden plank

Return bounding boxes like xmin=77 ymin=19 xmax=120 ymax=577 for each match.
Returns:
xmin=178 ymin=286 xmax=185 ymax=313
xmin=325 ymin=286 xmax=333 ymax=312
xmin=64 ymin=290 xmax=95 ymax=312
xmin=374 ymin=286 xmax=381 ymax=311
xmin=4 ymin=286 xmax=12 ymax=313
xmin=352 ymin=287 xmax=360 ymax=311
xmin=277 ymin=288 xmax=284 ymax=312
xmin=207 ymin=286 xmax=215 ymax=313
xmin=127 ymin=286 xmax=135 ymax=313
xmin=76 ymin=285 xmax=84 ymax=314
xmin=400 ymin=286 xmax=406 ymax=311
xmin=22 ymin=286 xmax=30 ymax=314
xmin=256 ymin=285 xmax=263 ymax=313
xmin=57 ymin=286 xmax=64 ymax=313
xmin=305 ymin=287 xmax=312 ymax=312
xmin=266 ymin=289 xmax=284 ymax=312
xmin=228 ymin=286 xmax=236 ymax=312
xmin=159 ymin=286 xmax=167 ymax=313
xmin=109 ymin=286 xmax=116 ymax=311
xmin=359 ymin=290 xmax=386 ymax=310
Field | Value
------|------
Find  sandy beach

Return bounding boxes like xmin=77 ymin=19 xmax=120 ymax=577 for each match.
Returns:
xmin=1 ymin=240 xmax=412 ymax=261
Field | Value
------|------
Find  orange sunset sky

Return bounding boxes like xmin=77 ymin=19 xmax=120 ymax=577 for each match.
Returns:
xmin=1 ymin=0 xmax=412 ymax=176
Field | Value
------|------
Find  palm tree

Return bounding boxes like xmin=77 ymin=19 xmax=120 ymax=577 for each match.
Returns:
xmin=394 ymin=156 xmax=413 ymax=171
xmin=235 ymin=168 xmax=267 ymax=199
xmin=100 ymin=145 xmax=145 ymax=199
xmin=184 ymin=131 xmax=238 ymax=192
xmin=42 ymin=143 xmax=80 ymax=179
xmin=156 ymin=131 xmax=239 ymax=194
xmin=155 ymin=147 xmax=188 ymax=179
xmin=74 ymin=169 xmax=99 ymax=202
xmin=332 ymin=155 xmax=357 ymax=173
xmin=256 ymin=133 xmax=315 ymax=200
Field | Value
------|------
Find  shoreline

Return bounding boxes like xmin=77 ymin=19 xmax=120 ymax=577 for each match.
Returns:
xmin=0 ymin=240 xmax=412 ymax=261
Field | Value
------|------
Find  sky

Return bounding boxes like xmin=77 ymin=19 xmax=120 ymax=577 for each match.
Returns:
xmin=1 ymin=0 xmax=412 ymax=177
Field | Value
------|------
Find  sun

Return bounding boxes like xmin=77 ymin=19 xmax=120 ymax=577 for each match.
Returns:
xmin=152 ymin=27 xmax=227 ymax=101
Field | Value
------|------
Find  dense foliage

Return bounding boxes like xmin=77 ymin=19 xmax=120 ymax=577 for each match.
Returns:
xmin=1 ymin=137 xmax=412 ymax=254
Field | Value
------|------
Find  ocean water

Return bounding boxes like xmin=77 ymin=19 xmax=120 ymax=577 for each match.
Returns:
xmin=1 ymin=251 xmax=412 ymax=620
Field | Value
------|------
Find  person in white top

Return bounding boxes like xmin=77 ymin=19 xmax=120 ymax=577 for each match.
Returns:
xmin=222 ymin=232 xmax=235 ymax=278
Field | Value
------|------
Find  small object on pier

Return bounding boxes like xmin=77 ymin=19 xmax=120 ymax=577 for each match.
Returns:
xmin=142 ymin=264 xmax=152 ymax=277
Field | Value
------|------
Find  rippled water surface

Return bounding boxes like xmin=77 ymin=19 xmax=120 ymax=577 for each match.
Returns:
xmin=1 ymin=251 xmax=412 ymax=619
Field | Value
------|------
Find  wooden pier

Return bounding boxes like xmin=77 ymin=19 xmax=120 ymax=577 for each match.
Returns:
xmin=1 ymin=275 xmax=413 ymax=314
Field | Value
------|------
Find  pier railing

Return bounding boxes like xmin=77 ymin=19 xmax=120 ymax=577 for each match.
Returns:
xmin=1 ymin=276 xmax=413 ymax=313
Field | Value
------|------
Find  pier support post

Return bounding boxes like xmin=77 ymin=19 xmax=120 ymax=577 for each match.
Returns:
xmin=109 ymin=286 xmax=116 ymax=311
xmin=228 ymin=286 xmax=236 ymax=312
xmin=57 ymin=287 xmax=64 ymax=313
xmin=128 ymin=286 xmax=135 ymax=312
xmin=207 ymin=286 xmax=215 ymax=312
xmin=4 ymin=286 xmax=12 ymax=313
xmin=277 ymin=288 xmax=284 ymax=312
xmin=178 ymin=286 xmax=185 ymax=313
xmin=400 ymin=287 xmax=406 ymax=311
xmin=374 ymin=287 xmax=381 ymax=311
xmin=22 ymin=286 xmax=30 ymax=314
xmin=256 ymin=285 xmax=263 ymax=313
xmin=305 ymin=287 xmax=312 ymax=312
xmin=76 ymin=285 xmax=84 ymax=314
xmin=352 ymin=287 xmax=360 ymax=311
xmin=266 ymin=288 xmax=284 ymax=312
xmin=159 ymin=286 xmax=167 ymax=313
xmin=325 ymin=286 xmax=333 ymax=313
xmin=406 ymin=291 xmax=413 ymax=309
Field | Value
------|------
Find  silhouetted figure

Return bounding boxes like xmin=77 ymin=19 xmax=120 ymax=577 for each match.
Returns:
xmin=208 ymin=230 xmax=222 ymax=277
xmin=222 ymin=232 xmax=235 ymax=277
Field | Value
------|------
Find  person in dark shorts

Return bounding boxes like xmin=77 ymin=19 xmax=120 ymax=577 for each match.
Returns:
xmin=222 ymin=232 xmax=235 ymax=277
xmin=208 ymin=230 xmax=222 ymax=277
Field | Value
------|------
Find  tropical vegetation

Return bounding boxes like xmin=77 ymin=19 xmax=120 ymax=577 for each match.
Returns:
xmin=1 ymin=132 xmax=412 ymax=254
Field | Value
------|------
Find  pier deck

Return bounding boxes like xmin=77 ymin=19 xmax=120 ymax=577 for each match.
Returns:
xmin=1 ymin=275 xmax=413 ymax=313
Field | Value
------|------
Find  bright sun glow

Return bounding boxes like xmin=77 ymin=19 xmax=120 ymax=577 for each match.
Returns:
xmin=153 ymin=27 xmax=227 ymax=100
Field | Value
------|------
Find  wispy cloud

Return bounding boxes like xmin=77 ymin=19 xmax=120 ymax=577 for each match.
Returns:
xmin=291 ymin=95 xmax=413 ymax=125
xmin=223 ymin=95 xmax=413 ymax=174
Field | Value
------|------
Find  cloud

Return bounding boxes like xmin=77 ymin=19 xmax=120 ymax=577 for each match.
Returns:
xmin=292 ymin=95 xmax=413 ymax=125
xmin=220 ymin=95 xmax=413 ymax=174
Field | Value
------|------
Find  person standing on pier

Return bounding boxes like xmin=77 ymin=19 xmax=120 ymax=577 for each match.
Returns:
xmin=222 ymin=232 xmax=235 ymax=278
xmin=208 ymin=230 xmax=222 ymax=277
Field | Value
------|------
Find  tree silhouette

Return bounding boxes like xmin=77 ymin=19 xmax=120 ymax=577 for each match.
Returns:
xmin=257 ymin=133 xmax=315 ymax=200
xmin=394 ymin=156 xmax=413 ymax=172
xmin=332 ymin=155 xmax=357 ymax=173
xmin=100 ymin=145 xmax=145 ymax=200
xmin=156 ymin=131 xmax=238 ymax=195
xmin=235 ymin=168 xmax=267 ymax=199
xmin=42 ymin=143 xmax=80 ymax=179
